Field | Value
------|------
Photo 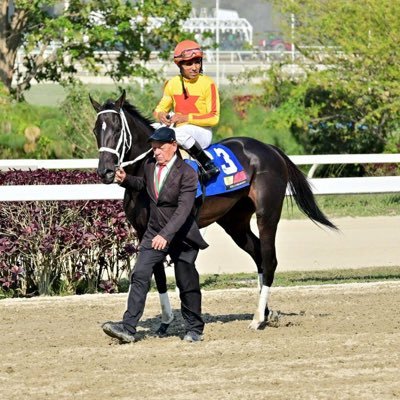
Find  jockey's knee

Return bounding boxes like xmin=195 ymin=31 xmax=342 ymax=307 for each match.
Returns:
xmin=176 ymin=135 xmax=195 ymax=150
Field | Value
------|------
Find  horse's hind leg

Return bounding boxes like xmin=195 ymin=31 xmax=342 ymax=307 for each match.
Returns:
xmin=248 ymin=178 xmax=286 ymax=330
xmin=216 ymin=198 xmax=262 ymax=272
xmin=217 ymin=199 xmax=278 ymax=326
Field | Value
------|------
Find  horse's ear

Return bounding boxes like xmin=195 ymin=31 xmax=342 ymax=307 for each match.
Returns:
xmin=115 ymin=90 xmax=126 ymax=111
xmin=89 ymin=94 xmax=102 ymax=113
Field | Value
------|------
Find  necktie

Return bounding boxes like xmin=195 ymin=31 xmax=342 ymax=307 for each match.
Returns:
xmin=155 ymin=164 xmax=165 ymax=198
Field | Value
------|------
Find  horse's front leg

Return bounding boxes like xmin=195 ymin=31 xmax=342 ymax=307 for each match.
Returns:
xmin=153 ymin=262 xmax=174 ymax=335
xmin=248 ymin=212 xmax=280 ymax=330
xmin=249 ymin=284 xmax=271 ymax=330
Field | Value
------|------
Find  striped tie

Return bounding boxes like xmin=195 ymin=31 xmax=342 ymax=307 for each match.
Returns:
xmin=155 ymin=165 xmax=165 ymax=198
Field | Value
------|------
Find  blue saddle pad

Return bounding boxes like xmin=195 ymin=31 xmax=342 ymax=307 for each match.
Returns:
xmin=185 ymin=144 xmax=250 ymax=198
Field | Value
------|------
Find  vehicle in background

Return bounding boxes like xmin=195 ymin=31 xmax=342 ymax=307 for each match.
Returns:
xmin=258 ymin=31 xmax=291 ymax=52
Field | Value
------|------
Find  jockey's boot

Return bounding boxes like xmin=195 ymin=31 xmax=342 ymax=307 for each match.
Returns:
xmin=187 ymin=141 xmax=220 ymax=181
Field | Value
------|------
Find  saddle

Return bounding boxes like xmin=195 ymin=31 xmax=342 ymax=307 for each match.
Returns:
xmin=184 ymin=143 xmax=250 ymax=198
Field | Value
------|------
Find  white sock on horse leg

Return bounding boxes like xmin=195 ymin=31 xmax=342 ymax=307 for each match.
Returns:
xmin=159 ymin=292 xmax=174 ymax=324
xmin=257 ymin=285 xmax=270 ymax=322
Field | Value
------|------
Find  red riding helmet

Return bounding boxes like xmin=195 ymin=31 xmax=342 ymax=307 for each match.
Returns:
xmin=173 ymin=40 xmax=203 ymax=65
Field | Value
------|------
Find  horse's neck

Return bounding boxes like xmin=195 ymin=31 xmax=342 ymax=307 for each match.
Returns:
xmin=124 ymin=148 xmax=153 ymax=177
xmin=123 ymin=109 xmax=153 ymax=169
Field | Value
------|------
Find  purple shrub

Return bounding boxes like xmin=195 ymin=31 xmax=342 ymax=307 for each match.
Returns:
xmin=0 ymin=169 xmax=138 ymax=297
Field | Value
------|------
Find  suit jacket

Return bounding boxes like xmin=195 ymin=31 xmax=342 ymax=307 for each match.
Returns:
xmin=120 ymin=156 xmax=208 ymax=251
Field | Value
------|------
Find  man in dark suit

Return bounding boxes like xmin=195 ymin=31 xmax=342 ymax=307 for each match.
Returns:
xmin=102 ymin=126 xmax=208 ymax=343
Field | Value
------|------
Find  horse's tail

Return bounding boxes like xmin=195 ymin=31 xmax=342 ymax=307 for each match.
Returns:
xmin=272 ymin=146 xmax=338 ymax=230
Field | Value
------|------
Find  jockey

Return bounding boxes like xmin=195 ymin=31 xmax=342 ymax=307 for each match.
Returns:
xmin=153 ymin=39 xmax=220 ymax=181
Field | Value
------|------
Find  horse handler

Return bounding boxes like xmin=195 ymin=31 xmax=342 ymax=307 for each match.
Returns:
xmin=102 ymin=126 xmax=208 ymax=343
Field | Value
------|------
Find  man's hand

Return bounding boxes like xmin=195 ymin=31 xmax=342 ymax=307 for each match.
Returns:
xmin=157 ymin=112 xmax=172 ymax=126
xmin=170 ymin=113 xmax=189 ymax=125
xmin=115 ymin=168 xmax=126 ymax=184
xmin=152 ymin=234 xmax=168 ymax=250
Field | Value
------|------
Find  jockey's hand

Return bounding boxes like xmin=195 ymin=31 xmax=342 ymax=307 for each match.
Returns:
xmin=170 ymin=113 xmax=189 ymax=125
xmin=115 ymin=168 xmax=126 ymax=184
xmin=152 ymin=234 xmax=168 ymax=250
xmin=157 ymin=112 xmax=171 ymax=126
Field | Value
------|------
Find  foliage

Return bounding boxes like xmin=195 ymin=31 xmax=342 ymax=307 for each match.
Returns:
xmin=0 ymin=0 xmax=192 ymax=99
xmin=249 ymin=0 xmax=400 ymax=168
xmin=0 ymin=169 xmax=137 ymax=297
xmin=0 ymin=81 xmax=161 ymax=159
xmin=0 ymin=99 xmax=73 ymax=158
xmin=59 ymin=82 xmax=99 ymax=158
xmin=215 ymin=87 xmax=303 ymax=154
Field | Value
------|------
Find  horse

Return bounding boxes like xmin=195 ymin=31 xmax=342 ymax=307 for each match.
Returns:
xmin=90 ymin=90 xmax=337 ymax=331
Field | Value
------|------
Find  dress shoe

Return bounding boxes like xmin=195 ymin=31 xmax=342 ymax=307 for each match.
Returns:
xmin=102 ymin=321 xmax=136 ymax=343
xmin=183 ymin=331 xmax=203 ymax=342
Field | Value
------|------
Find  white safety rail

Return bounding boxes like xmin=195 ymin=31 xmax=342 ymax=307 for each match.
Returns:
xmin=0 ymin=154 xmax=399 ymax=201
xmin=289 ymin=153 xmax=400 ymax=178
xmin=0 ymin=159 xmax=98 ymax=170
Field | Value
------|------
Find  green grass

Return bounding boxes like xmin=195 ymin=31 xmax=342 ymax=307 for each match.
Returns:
xmin=120 ymin=266 xmax=399 ymax=293
xmin=186 ymin=267 xmax=400 ymax=291
xmin=282 ymin=193 xmax=400 ymax=219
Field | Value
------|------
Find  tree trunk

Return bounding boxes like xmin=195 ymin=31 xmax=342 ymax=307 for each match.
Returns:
xmin=0 ymin=38 xmax=16 ymax=92
xmin=0 ymin=1 xmax=27 ymax=94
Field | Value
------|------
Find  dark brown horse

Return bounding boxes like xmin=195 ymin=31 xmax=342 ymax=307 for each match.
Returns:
xmin=90 ymin=91 xmax=337 ymax=330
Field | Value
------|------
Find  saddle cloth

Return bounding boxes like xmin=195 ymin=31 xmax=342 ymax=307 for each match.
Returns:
xmin=184 ymin=143 xmax=250 ymax=198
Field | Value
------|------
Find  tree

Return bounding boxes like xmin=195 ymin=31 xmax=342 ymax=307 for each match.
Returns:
xmin=0 ymin=0 xmax=192 ymax=99
xmin=263 ymin=0 xmax=400 ymax=157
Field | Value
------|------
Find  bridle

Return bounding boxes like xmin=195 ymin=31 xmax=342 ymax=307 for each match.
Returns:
xmin=96 ymin=109 xmax=152 ymax=168
xmin=96 ymin=109 xmax=132 ymax=167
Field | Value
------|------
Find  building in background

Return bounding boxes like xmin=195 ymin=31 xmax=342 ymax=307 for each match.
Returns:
xmin=184 ymin=7 xmax=253 ymax=51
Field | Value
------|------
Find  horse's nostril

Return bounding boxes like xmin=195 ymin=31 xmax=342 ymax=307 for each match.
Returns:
xmin=97 ymin=168 xmax=115 ymax=178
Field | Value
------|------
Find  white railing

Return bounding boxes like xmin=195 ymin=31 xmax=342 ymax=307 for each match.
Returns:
xmin=0 ymin=154 xmax=399 ymax=201
xmin=290 ymin=153 xmax=400 ymax=178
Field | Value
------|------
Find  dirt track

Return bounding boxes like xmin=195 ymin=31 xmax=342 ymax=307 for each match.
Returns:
xmin=1 ymin=281 xmax=399 ymax=400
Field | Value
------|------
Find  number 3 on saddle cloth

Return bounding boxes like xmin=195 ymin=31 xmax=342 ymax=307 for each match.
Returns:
xmin=184 ymin=144 xmax=250 ymax=198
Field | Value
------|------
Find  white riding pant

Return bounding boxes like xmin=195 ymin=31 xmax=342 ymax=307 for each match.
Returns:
xmin=151 ymin=122 xmax=212 ymax=150
xmin=174 ymin=124 xmax=212 ymax=149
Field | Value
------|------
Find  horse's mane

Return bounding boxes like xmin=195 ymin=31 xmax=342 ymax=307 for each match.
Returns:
xmin=103 ymin=99 xmax=154 ymax=129
xmin=124 ymin=101 xmax=155 ymax=127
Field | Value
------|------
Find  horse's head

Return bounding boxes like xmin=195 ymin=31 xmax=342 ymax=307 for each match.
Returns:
xmin=90 ymin=90 xmax=129 ymax=184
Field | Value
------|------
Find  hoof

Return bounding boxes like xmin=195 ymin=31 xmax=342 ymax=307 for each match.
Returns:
xmin=155 ymin=322 xmax=170 ymax=337
xmin=248 ymin=320 xmax=262 ymax=330
xmin=268 ymin=310 xmax=280 ymax=323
